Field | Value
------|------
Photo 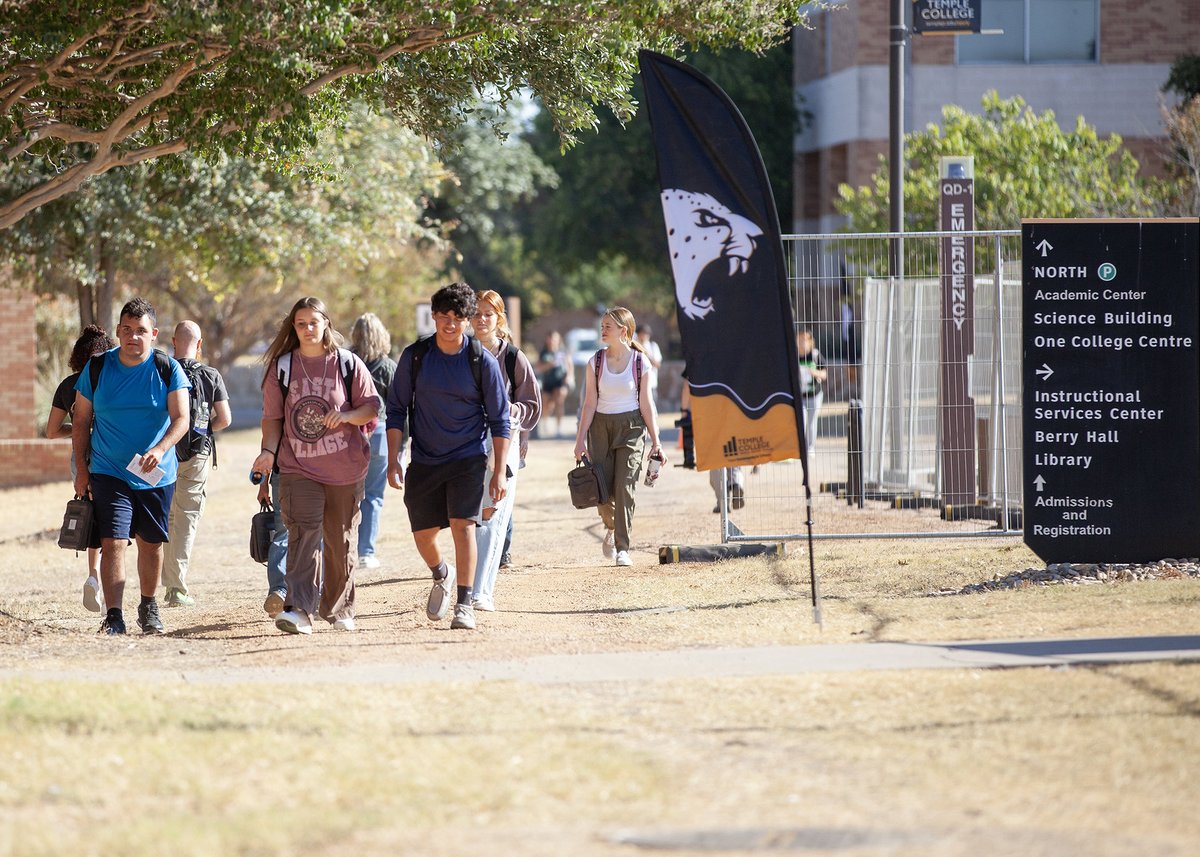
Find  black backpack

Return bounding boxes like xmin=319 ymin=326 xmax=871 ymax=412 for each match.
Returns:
xmin=88 ymin=349 xmax=217 ymax=462
xmin=175 ymin=359 xmax=219 ymax=464
xmin=409 ymin=335 xmax=518 ymax=397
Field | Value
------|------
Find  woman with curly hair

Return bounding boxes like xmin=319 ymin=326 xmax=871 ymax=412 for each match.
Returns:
xmin=46 ymin=324 xmax=117 ymax=613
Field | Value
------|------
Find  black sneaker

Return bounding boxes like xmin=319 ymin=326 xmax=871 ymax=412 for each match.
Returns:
xmin=137 ymin=600 xmax=164 ymax=635
xmin=499 ymin=552 xmax=512 ymax=569
xmin=99 ymin=609 xmax=126 ymax=635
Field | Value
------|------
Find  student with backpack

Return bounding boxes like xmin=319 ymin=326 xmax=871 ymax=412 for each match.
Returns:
xmin=468 ymin=289 xmax=541 ymax=612
xmin=249 ymin=297 xmax=380 ymax=635
xmin=349 ymin=313 xmax=396 ymax=570
xmin=72 ymin=298 xmax=191 ymax=635
xmin=385 ymin=282 xmax=511 ymax=631
xmin=573 ymin=307 xmax=667 ymax=567
xmin=160 ymin=321 xmax=232 ymax=607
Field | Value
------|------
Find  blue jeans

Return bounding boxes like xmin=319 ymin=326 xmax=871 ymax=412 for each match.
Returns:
xmin=267 ymin=472 xmax=288 ymax=595
xmin=358 ymin=426 xmax=388 ymax=557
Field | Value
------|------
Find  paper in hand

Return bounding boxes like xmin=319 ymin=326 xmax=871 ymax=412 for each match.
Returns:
xmin=126 ymin=454 xmax=165 ymax=487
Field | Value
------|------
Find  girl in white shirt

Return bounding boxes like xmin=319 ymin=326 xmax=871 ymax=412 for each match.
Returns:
xmin=574 ymin=307 xmax=667 ymax=567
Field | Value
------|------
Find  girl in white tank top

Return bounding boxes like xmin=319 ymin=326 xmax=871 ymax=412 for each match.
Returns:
xmin=595 ymin=350 xmax=640 ymax=413
xmin=573 ymin=307 xmax=668 ymax=568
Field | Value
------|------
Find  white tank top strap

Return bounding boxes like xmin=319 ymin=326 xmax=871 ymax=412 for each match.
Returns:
xmin=595 ymin=350 xmax=640 ymax=414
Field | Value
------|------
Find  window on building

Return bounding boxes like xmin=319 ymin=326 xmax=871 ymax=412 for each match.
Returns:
xmin=957 ymin=0 xmax=1098 ymax=64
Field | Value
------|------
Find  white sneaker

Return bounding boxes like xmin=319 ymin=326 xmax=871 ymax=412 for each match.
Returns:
xmin=427 ymin=570 xmax=452 ymax=621
xmin=82 ymin=576 xmax=103 ymax=613
xmin=471 ymin=595 xmax=496 ymax=612
xmin=615 ymin=550 xmax=633 ymax=567
xmin=359 ymin=555 xmax=381 ymax=570
xmin=451 ymin=602 xmax=476 ymax=630
xmin=275 ymin=607 xmax=313 ymax=635
xmin=602 ymin=529 xmax=616 ymax=560
xmin=330 ymin=615 xmax=357 ymax=631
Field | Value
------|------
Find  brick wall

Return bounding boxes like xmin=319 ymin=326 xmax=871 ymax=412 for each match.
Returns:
xmin=794 ymin=13 xmax=826 ymax=85
xmin=1102 ymin=0 xmax=1200 ymax=64
xmin=0 ymin=439 xmax=71 ymax=488
xmin=0 ymin=288 xmax=36 ymax=440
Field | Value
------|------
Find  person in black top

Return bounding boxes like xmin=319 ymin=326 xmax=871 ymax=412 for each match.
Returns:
xmin=797 ymin=328 xmax=828 ymax=458
xmin=46 ymin=324 xmax=115 ymax=614
xmin=350 ymin=313 xmax=397 ymax=569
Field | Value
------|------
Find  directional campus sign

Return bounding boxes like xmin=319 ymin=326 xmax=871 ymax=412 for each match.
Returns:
xmin=1022 ymin=219 xmax=1200 ymax=563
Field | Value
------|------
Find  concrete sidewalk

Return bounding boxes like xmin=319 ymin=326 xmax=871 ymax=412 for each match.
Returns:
xmin=8 ymin=634 xmax=1198 ymax=686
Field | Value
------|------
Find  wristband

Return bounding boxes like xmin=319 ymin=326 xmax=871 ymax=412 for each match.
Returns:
xmin=261 ymin=447 xmax=276 ymax=456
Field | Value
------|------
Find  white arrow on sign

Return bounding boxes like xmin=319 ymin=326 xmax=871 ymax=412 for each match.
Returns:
xmin=1035 ymin=364 xmax=1054 ymax=380
xmin=1035 ymin=239 xmax=1053 ymax=257
xmin=1033 ymin=475 xmax=1047 ymax=492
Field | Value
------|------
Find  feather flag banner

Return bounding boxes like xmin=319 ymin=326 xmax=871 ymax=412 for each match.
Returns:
xmin=640 ymin=49 xmax=806 ymax=470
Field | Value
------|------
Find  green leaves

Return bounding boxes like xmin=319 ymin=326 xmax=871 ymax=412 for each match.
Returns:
xmin=1 ymin=0 xmax=822 ymax=227
xmin=836 ymin=92 xmax=1168 ymax=232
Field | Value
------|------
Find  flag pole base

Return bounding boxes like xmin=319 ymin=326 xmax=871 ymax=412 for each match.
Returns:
xmin=658 ymin=543 xmax=785 ymax=564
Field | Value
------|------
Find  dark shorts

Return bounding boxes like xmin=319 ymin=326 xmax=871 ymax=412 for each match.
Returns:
xmin=404 ymin=455 xmax=487 ymax=531
xmin=89 ymin=472 xmax=174 ymax=543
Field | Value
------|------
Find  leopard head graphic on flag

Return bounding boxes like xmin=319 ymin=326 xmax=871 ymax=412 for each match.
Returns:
xmin=662 ymin=189 xmax=763 ymax=321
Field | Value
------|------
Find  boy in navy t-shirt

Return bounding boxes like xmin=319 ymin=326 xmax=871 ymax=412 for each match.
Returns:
xmin=385 ymin=283 xmax=510 ymax=631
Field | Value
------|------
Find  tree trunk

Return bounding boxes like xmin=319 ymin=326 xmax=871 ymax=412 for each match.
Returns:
xmin=76 ymin=280 xmax=96 ymax=329
xmin=97 ymin=241 xmax=117 ymax=334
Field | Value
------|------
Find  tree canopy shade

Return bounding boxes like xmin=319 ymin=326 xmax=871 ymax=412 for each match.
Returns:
xmin=0 ymin=0 xmax=820 ymax=229
xmin=835 ymin=92 xmax=1168 ymax=232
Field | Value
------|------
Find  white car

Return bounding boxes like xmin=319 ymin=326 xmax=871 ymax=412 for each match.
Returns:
xmin=565 ymin=327 xmax=602 ymax=365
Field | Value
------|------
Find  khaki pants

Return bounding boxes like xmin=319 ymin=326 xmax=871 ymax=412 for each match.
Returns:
xmin=279 ymin=474 xmax=363 ymax=623
xmin=162 ymin=453 xmax=211 ymax=594
xmin=587 ymin=410 xmax=646 ymax=553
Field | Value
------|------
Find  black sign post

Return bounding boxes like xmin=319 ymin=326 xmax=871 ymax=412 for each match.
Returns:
xmin=1022 ymin=219 xmax=1200 ymax=563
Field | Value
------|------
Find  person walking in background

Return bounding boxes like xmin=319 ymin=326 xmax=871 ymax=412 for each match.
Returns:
xmin=72 ymin=298 xmax=191 ymax=636
xmin=385 ymin=282 xmax=510 ymax=632
xmin=350 ymin=312 xmax=397 ymax=571
xmin=46 ymin=324 xmax=116 ymax=614
xmin=635 ymin=323 xmax=663 ymax=407
xmin=257 ymin=471 xmax=290 ymax=618
xmin=161 ymin=321 xmax=232 ymax=608
xmin=796 ymin=328 xmax=827 ymax=458
xmin=574 ymin=307 xmax=666 ymax=567
xmin=469 ymin=290 xmax=541 ymax=612
xmin=535 ymin=331 xmax=571 ymax=438
xmin=249 ymin=297 xmax=380 ymax=635
xmin=680 ymin=381 xmax=744 ymax=514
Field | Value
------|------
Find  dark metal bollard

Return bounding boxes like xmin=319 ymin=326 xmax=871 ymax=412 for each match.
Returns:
xmin=847 ymin=398 xmax=864 ymax=508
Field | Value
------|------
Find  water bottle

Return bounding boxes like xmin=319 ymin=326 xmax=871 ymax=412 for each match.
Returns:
xmin=644 ymin=451 xmax=663 ymax=487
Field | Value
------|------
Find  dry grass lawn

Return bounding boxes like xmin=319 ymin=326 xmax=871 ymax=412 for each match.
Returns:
xmin=0 ymin=429 xmax=1197 ymax=856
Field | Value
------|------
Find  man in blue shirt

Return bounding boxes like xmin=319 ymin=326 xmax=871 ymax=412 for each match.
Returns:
xmin=386 ymin=283 xmax=510 ymax=631
xmin=73 ymin=298 xmax=191 ymax=636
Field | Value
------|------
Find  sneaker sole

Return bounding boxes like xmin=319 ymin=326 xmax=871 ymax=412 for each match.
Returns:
xmin=450 ymin=617 xmax=476 ymax=630
xmin=82 ymin=583 xmax=102 ymax=614
xmin=263 ymin=592 xmax=285 ymax=618
xmin=426 ymin=579 xmax=452 ymax=622
xmin=275 ymin=617 xmax=312 ymax=635
xmin=138 ymin=623 xmax=164 ymax=635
